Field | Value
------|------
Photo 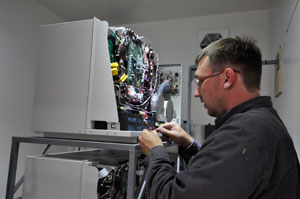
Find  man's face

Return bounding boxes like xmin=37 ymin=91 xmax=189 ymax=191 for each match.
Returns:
xmin=194 ymin=56 xmax=226 ymax=117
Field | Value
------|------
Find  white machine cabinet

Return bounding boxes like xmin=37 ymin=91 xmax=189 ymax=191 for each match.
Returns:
xmin=32 ymin=18 xmax=141 ymax=142
xmin=22 ymin=149 xmax=138 ymax=199
xmin=22 ymin=155 xmax=98 ymax=199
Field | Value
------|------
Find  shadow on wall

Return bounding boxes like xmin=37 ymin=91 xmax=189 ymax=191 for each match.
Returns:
xmin=190 ymin=122 xmax=216 ymax=144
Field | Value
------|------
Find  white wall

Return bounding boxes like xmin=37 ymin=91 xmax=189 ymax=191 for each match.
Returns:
xmin=269 ymin=0 xmax=300 ymax=154
xmin=125 ymin=10 xmax=270 ymax=142
xmin=0 ymin=0 xmax=63 ymax=198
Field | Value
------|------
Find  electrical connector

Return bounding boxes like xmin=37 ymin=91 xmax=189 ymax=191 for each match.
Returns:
xmin=119 ymin=74 xmax=128 ymax=82
xmin=111 ymin=62 xmax=119 ymax=68
xmin=111 ymin=68 xmax=118 ymax=76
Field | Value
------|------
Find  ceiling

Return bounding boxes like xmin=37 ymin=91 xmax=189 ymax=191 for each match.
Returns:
xmin=35 ymin=0 xmax=270 ymax=25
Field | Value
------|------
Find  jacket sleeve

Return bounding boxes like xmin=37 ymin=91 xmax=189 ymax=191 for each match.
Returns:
xmin=145 ymin=125 xmax=264 ymax=199
xmin=178 ymin=139 xmax=202 ymax=163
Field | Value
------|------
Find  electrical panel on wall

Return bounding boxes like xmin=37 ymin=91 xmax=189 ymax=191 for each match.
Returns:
xmin=152 ymin=64 xmax=183 ymax=125
xmin=31 ymin=18 xmax=182 ymax=142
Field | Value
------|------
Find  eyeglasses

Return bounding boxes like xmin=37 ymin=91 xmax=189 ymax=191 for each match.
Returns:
xmin=194 ymin=69 xmax=240 ymax=89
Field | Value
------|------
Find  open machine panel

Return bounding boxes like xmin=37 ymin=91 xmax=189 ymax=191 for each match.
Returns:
xmin=31 ymin=18 xmax=182 ymax=142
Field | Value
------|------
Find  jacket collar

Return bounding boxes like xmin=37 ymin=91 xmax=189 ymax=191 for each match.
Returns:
xmin=215 ymin=96 xmax=273 ymax=128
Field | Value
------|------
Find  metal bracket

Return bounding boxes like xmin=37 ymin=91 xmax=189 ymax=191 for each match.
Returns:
xmin=262 ymin=59 xmax=279 ymax=66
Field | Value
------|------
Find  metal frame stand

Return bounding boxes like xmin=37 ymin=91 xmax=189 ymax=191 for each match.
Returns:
xmin=6 ymin=136 xmax=141 ymax=199
xmin=187 ymin=65 xmax=197 ymax=135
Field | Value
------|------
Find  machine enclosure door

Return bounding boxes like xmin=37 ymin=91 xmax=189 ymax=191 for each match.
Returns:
xmin=22 ymin=156 xmax=98 ymax=199
xmin=31 ymin=18 xmax=118 ymax=135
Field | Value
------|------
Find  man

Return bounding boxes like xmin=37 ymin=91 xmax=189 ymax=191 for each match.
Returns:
xmin=139 ymin=36 xmax=300 ymax=199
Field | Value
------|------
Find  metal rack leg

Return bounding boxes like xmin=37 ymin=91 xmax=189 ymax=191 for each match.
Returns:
xmin=136 ymin=165 xmax=148 ymax=199
xmin=14 ymin=175 xmax=24 ymax=194
xmin=6 ymin=137 xmax=20 ymax=199
xmin=127 ymin=150 xmax=137 ymax=199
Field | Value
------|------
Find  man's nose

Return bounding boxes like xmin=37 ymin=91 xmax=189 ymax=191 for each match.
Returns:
xmin=194 ymin=87 xmax=201 ymax=97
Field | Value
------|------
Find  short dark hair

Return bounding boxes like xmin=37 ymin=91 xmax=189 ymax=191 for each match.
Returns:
xmin=195 ymin=36 xmax=262 ymax=92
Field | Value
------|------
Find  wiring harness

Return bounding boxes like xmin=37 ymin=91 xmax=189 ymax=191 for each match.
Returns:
xmin=108 ymin=27 xmax=159 ymax=113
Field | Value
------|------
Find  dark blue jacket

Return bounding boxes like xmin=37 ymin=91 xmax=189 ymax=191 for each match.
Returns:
xmin=146 ymin=96 xmax=300 ymax=199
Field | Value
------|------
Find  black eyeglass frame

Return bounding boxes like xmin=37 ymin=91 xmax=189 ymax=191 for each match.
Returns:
xmin=194 ymin=69 xmax=240 ymax=89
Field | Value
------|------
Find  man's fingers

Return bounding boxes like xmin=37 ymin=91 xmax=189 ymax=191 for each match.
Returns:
xmin=139 ymin=129 xmax=163 ymax=155
xmin=141 ymin=129 xmax=150 ymax=134
xmin=157 ymin=127 xmax=173 ymax=137
xmin=140 ymin=129 xmax=159 ymax=140
xmin=151 ymin=130 xmax=158 ymax=136
xmin=159 ymin=122 xmax=175 ymax=130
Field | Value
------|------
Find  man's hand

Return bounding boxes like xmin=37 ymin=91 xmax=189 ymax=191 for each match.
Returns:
xmin=156 ymin=122 xmax=194 ymax=148
xmin=139 ymin=129 xmax=163 ymax=155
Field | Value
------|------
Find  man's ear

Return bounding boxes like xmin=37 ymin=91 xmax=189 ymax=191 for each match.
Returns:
xmin=223 ymin=68 xmax=235 ymax=89
xmin=224 ymin=80 xmax=231 ymax=88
